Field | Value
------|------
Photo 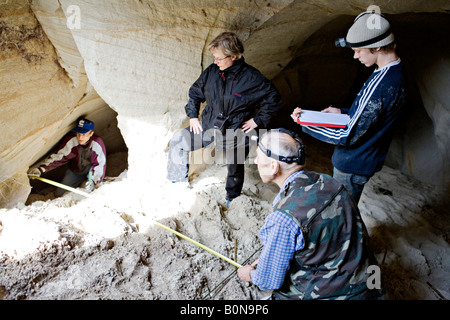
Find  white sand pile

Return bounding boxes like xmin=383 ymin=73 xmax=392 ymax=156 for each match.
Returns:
xmin=0 ymin=159 xmax=448 ymax=300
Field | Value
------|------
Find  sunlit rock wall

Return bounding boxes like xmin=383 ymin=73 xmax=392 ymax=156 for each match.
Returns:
xmin=49 ymin=0 xmax=295 ymax=184
xmin=0 ymin=0 xmax=84 ymax=207
xmin=0 ymin=0 xmax=124 ymax=208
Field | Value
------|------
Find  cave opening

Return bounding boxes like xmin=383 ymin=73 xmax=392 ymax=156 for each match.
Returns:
xmin=26 ymin=106 xmax=129 ymax=205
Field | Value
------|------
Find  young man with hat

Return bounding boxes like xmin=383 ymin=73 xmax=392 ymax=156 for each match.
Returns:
xmin=291 ymin=11 xmax=406 ymax=204
xmin=28 ymin=118 xmax=107 ymax=196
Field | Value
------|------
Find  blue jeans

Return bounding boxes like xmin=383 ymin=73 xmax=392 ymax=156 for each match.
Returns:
xmin=55 ymin=169 xmax=88 ymax=197
xmin=333 ymin=167 xmax=370 ymax=204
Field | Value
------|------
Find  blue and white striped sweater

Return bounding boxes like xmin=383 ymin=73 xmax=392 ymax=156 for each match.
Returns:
xmin=302 ymin=59 xmax=406 ymax=176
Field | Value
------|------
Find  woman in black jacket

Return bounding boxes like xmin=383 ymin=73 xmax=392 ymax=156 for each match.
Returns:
xmin=167 ymin=32 xmax=281 ymax=207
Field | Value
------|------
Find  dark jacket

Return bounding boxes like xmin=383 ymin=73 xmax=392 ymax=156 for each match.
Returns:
xmin=184 ymin=58 xmax=281 ymax=132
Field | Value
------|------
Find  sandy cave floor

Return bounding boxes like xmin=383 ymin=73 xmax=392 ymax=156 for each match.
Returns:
xmin=0 ymin=152 xmax=449 ymax=300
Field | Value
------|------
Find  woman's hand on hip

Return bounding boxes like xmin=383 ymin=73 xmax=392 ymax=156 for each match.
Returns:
xmin=190 ymin=118 xmax=203 ymax=135
xmin=241 ymin=118 xmax=258 ymax=133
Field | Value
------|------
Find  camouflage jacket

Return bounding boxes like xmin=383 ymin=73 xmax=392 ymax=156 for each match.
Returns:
xmin=272 ymin=171 xmax=382 ymax=300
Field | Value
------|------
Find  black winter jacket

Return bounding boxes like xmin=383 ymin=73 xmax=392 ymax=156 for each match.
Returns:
xmin=184 ymin=58 xmax=281 ymax=132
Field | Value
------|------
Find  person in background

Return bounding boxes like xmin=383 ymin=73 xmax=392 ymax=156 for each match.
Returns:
xmin=291 ymin=11 xmax=406 ymax=204
xmin=238 ymin=129 xmax=384 ymax=300
xmin=27 ymin=118 xmax=107 ymax=196
xmin=167 ymin=32 xmax=281 ymax=208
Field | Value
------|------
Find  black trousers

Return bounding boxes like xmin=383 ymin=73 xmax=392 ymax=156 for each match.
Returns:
xmin=167 ymin=127 xmax=250 ymax=200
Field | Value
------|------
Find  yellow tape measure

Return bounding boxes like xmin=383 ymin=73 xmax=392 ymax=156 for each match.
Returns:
xmin=28 ymin=175 xmax=242 ymax=269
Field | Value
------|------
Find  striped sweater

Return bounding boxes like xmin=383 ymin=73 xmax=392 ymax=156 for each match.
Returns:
xmin=302 ymin=59 xmax=406 ymax=176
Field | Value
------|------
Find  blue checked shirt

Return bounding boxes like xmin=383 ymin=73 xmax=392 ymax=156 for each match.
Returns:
xmin=251 ymin=171 xmax=305 ymax=291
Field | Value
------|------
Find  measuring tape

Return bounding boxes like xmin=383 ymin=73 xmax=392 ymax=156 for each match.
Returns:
xmin=28 ymin=175 xmax=243 ymax=268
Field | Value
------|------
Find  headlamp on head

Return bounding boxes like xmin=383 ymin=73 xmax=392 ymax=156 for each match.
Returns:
xmin=335 ymin=37 xmax=348 ymax=48
xmin=252 ymin=128 xmax=305 ymax=165
xmin=335 ymin=11 xmax=394 ymax=49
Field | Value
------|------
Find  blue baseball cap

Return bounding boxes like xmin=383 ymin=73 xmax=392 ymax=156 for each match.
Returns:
xmin=73 ymin=119 xmax=95 ymax=134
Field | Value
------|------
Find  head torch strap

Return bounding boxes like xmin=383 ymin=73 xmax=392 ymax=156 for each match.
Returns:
xmin=258 ymin=141 xmax=304 ymax=165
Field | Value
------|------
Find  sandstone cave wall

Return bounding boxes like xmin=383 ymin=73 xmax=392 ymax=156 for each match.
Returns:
xmin=0 ymin=0 xmax=126 ymax=207
xmin=0 ymin=0 xmax=449 ymax=208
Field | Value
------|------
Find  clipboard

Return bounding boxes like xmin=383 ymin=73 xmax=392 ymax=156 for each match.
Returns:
xmin=297 ymin=110 xmax=350 ymax=128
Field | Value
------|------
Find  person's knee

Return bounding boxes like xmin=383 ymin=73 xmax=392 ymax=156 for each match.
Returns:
xmin=170 ymin=129 xmax=196 ymax=152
